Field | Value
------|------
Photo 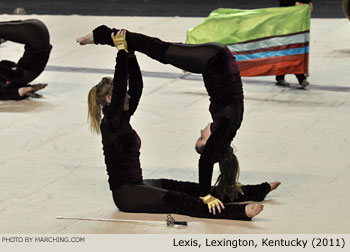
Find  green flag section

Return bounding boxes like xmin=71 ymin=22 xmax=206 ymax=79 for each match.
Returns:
xmin=186 ymin=5 xmax=311 ymax=77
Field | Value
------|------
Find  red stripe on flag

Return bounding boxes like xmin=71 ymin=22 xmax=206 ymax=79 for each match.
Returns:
xmin=238 ymin=53 xmax=309 ymax=77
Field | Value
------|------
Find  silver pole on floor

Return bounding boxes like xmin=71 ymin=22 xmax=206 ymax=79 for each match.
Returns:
xmin=56 ymin=214 xmax=187 ymax=226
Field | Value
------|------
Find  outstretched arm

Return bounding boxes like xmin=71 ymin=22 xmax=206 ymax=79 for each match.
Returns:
xmin=0 ymin=60 xmax=21 ymax=84
xmin=198 ymin=117 xmax=232 ymax=214
xmin=0 ymin=84 xmax=36 ymax=100
xmin=198 ymin=118 xmax=231 ymax=196
xmin=127 ymin=53 xmax=143 ymax=116
xmin=103 ymin=31 xmax=129 ymax=130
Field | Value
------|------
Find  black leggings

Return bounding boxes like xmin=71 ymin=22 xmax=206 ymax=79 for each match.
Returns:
xmin=276 ymin=74 xmax=306 ymax=84
xmin=0 ymin=19 xmax=49 ymax=48
xmin=112 ymin=179 xmax=271 ymax=220
xmin=112 ymin=180 xmax=171 ymax=213
xmin=0 ymin=19 xmax=51 ymax=85
xmin=164 ymin=42 xmax=224 ymax=74
xmin=93 ymin=25 xmax=224 ymax=74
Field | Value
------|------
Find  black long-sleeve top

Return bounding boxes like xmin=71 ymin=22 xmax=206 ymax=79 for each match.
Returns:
xmin=0 ymin=45 xmax=52 ymax=85
xmin=199 ymin=46 xmax=243 ymax=196
xmin=0 ymin=85 xmax=22 ymax=100
xmin=17 ymin=45 xmax=52 ymax=76
xmin=0 ymin=60 xmax=22 ymax=100
xmin=100 ymin=50 xmax=144 ymax=190
xmin=0 ymin=44 xmax=52 ymax=100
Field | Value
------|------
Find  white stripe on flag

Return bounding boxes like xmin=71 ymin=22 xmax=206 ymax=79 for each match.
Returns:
xmin=227 ymin=33 xmax=309 ymax=53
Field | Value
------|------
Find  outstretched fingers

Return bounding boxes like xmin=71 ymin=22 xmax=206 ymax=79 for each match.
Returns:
xmin=203 ymin=196 xmax=225 ymax=215
xmin=111 ymin=29 xmax=128 ymax=52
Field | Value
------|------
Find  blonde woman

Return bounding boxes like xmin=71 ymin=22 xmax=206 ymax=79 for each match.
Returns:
xmin=80 ymin=30 xmax=280 ymax=220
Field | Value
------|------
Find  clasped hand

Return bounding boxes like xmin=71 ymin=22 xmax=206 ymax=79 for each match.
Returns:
xmin=111 ymin=29 xmax=128 ymax=52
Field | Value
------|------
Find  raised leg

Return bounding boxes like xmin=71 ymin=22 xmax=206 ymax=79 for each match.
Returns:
xmin=90 ymin=25 xmax=224 ymax=73
xmin=0 ymin=19 xmax=49 ymax=48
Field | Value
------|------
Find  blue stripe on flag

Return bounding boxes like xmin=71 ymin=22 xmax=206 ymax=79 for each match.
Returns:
xmin=234 ymin=47 xmax=309 ymax=61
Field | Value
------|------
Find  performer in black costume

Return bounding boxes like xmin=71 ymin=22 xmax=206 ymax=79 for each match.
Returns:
xmin=276 ymin=0 xmax=313 ymax=87
xmin=78 ymin=30 xmax=280 ymax=220
xmin=0 ymin=19 xmax=51 ymax=100
xmin=343 ymin=0 xmax=350 ymax=20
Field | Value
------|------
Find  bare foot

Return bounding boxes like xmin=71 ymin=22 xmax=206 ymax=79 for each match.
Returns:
xmin=269 ymin=181 xmax=281 ymax=191
xmin=245 ymin=204 xmax=264 ymax=218
xmin=76 ymin=33 xmax=94 ymax=45
xmin=18 ymin=87 xmax=33 ymax=97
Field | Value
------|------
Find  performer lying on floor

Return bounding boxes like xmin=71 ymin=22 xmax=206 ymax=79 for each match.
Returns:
xmin=0 ymin=19 xmax=51 ymax=100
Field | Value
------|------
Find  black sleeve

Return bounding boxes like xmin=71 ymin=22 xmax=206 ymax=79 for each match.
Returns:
xmin=0 ymin=60 xmax=22 ymax=84
xmin=198 ymin=117 xmax=231 ymax=196
xmin=103 ymin=50 xmax=128 ymax=131
xmin=0 ymin=84 xmax=22 ymax=100
xmin=127 ymin=55 xmax=143 ymax=116
xmin=93 ymin=25 xmax=118 ymax=47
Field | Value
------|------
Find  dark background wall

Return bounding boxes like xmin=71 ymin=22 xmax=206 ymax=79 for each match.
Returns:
xmin=0 ymin=0 xmax=346 ymax=18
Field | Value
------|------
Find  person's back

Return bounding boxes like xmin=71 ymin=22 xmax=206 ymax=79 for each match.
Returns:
xmin=203 ymin=46 xmax=243 ymax=115
xmin=100 ymin=113 xmax=143 ymax=190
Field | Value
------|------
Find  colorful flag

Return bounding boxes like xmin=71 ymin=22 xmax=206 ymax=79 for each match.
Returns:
xmin=186 ymin=5 xmax=311 ymax=77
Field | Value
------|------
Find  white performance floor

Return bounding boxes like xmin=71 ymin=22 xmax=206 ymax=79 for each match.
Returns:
xmin=0 ymin=14 xmax=350 ymax=234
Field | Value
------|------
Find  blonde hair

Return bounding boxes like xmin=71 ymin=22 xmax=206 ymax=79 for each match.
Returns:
xmin=87 ymin=77 xmax=113 ymax=134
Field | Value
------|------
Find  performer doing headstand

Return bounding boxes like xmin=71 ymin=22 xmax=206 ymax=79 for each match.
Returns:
xmin=78 ymin=30 xmax=280 ymax=220
xmin=0 ymin=19 xmax=51 ymax=100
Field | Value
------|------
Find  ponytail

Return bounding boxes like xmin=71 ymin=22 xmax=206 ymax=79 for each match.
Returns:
xmin=213 ymin=146 xmax=241 ymax=201
xmin=87 ymin=77 xmax=113 ymax=134
xmin=87 ymin=85 xmax=102 ymax=134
